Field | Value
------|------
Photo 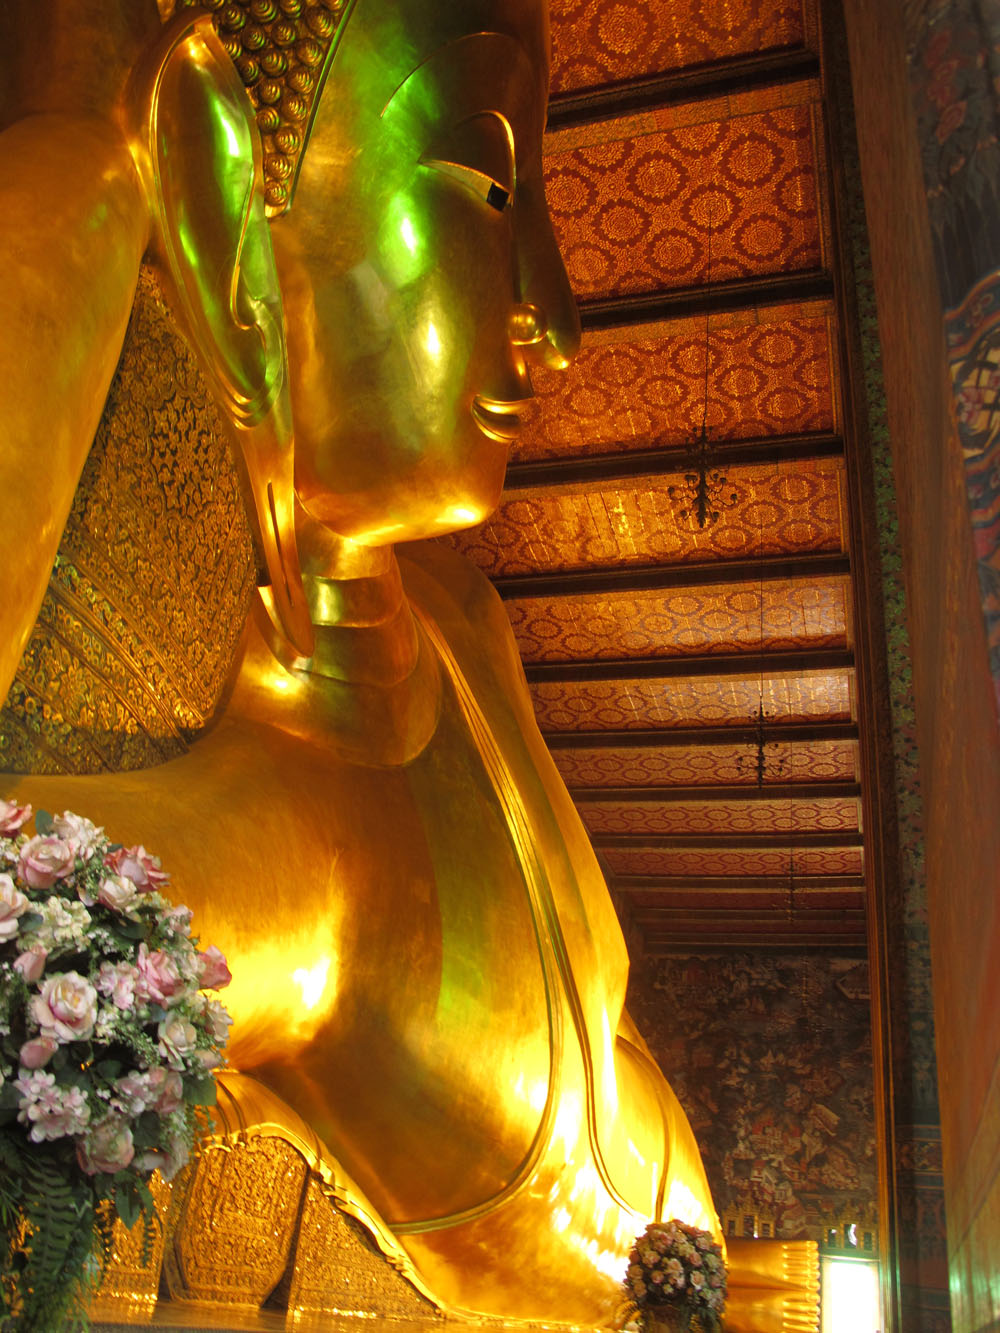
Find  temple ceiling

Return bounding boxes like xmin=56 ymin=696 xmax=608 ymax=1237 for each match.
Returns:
xmin=446 ymin=0 xmax=867 ymax=953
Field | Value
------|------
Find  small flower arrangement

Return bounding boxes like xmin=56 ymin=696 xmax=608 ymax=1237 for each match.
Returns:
xmin=624 ymin=1219 xmax=727 ymax=1331
xmin=0 ymin=797 xmax=233 ymax=1331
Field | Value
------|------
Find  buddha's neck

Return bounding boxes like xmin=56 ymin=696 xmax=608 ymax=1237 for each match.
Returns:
xmin=298 ymin=524 xmax=420 ymax=687
xmin=248 ymin=513 xmax=442 ymax=766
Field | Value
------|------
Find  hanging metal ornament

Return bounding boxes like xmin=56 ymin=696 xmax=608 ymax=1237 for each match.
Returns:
xmin=669 ymin=205 xmax=736 ymax=530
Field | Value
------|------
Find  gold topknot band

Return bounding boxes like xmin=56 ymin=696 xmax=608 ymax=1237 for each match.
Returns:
xmin=177 ymin=0 xmax=348 ymax=214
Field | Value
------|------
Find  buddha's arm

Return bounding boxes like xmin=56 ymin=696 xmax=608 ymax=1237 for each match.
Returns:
xmin=0 ymin=112 xmax=148 ymax=699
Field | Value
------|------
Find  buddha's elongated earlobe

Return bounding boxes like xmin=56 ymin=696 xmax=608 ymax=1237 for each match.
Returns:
xmin=126 ymin=13 xmax=314 ymax=657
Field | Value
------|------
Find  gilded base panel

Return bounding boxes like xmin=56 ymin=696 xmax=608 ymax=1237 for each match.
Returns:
xmin=92 ymin=1073 xmax=442 ymax=1329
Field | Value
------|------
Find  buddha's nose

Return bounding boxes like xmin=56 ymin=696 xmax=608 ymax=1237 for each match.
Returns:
xmin=513 ymin=182 xmax=581 ymax=371
xmin=509 ymin=303 xmax=548 ymax=347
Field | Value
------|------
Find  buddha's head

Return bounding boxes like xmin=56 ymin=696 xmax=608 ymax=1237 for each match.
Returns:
xmin=131 ymin=0 xmax=577 ymax=643
xmin=266 ymin=0 xmax=578 ymax=546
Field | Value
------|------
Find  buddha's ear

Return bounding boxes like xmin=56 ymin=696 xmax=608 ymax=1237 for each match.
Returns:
xmin=126 ymin=13 xmax=314 ymax=657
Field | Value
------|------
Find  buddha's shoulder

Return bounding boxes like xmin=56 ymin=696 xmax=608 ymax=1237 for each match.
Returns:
xmin=399 ymin=542 xmax=522 ymax=665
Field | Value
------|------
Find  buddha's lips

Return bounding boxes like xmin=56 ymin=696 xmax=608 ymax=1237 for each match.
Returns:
xmin=472 ymin=396 xmax=529 ymax=444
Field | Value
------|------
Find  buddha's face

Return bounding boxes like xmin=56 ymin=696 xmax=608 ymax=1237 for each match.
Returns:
xmin=269 ymin=0 xmax=579 ymax=545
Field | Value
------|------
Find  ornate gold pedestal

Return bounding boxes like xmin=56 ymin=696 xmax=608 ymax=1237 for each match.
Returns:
xmin=90 ymin=1073 xmax=442 ymax=1328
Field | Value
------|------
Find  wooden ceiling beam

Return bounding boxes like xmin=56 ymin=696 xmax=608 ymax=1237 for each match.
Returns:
xmin=578 ymin=271 xmax=833 ymax=333
xmin=544 ymin=721 xmax=858 ymax=748
xmin=503 ymin=431 xmax=844 ymax=490
xmin=546 ymin=48 xmax=820 ymax=130
xmin=525 ymin=646 xmax=853 ymax=682
xmin=572 ymin=781 xmax=860 ymax=803
xmin=593 ymin=831 xmax=862 ymax=850
xmin=495 ymin=551 xmax=849 ymax=600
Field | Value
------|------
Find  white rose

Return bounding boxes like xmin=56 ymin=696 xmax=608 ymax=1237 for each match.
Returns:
xmin=158 ymin=1014 xmax=199 ymax=1069
xmin=30 ymin=971 xmax=98 ymax=1043
xmin=96 ymin=874 xmax=137 ymax=913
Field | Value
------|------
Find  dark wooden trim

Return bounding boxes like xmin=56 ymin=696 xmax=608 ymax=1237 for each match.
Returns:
xmin=544 ymin=721 xmax=859 ymax=748
xmin=503 ymin=431 xmax=844 ymax=490
xmin=578 ymin=271 xmax=833 ymax=332
xmin=592 ymin=831 xmax=863 ymax=850
xmin=525 ymin=646 xmax=854 ymax=682
xmin=546 ymin=48 xmax=821 ymax=130
xmin=495 ymin=552 xmax=850 ymax=600
xmin=572 ymin=781 xmax=861 ymax=803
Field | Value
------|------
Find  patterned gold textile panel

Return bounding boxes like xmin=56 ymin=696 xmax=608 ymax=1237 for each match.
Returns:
xmin=551 ymin=739 xmax=859 ymax=786
xmin=0 ymin=268 xmax=257 ymax=775
xmin=511 ymin=306 xmax=838 ymax=462
xmin=529 ymin=671 xmax=854 ymax=731
xmin=448 ymin=458 xmax=847 ymax=576
xmin=549 ymin=0 xmax=813 ymax=94
xmin=506 ymin=576 xmax=852 ymax=663
xmin=544 ymin=85 xmax=826 ymax=300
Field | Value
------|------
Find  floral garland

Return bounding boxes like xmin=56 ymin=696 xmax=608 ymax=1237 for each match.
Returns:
xmin=624 ymin=1219 xmax=727 ymax=1331
xmin=0 ymin=797 xmax=232 ymax=1331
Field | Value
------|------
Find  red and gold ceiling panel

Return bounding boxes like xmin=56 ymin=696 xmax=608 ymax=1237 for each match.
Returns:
xmin=506 ymin=576 xmax=851 ymax=663
xmin=549 ymin=0 xmax=812 ymax=95
xmin=530 ymin=670 xmax=854 ymax=732
xmin=604 ymin=846 xmax=864 ymax=878
xmin=551 ymin=739 xmax=858 ymax=786
xmin=544 ymin=89 xmax=825 ymax=300
xmin=629 ymin=889 xmax=864 ymax=914
xmin=580 ymin=796 xmax=861 ymax=836
xmin=450 ymin=459 xmax=846 ymax=577
xmin=513 ymin=307 xmax=837 ymax=462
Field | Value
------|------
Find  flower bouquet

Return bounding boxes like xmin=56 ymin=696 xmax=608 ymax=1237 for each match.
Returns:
xmin=623 ymin=1219 xmax=727 ymax=1333
xmin=0 ymin=798 xmax=233 ymax=1331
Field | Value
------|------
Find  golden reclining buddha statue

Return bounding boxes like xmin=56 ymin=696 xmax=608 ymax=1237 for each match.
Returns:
xmin=0 ymin=0 xmax=812 ymax=1325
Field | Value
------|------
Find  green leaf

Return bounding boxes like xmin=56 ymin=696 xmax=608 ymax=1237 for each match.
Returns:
xmin=184 ymin=1075 xmax=217 ymax=1107
xmin=115 ymin=1183 xmax=139 ymax=1233
xmin=34 ymin=810 xmax=54 ymax=836
xmin=94 ymin=1059 xmax=122 ymax=1082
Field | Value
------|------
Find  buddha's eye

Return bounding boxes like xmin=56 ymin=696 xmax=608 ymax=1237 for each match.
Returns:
xmin=422 ymin=112 xmax=515 ymax=212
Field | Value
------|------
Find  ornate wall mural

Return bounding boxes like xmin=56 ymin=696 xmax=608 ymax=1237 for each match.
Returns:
xmin=628 ymin=952 xmax=878 ymax=1240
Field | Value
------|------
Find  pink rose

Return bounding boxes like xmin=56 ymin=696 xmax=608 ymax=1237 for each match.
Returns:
xmin=197 ymin=945 xmax=232 ymax=991
xmin=148 ymin=1067 xmax=184 ymax=1114
xmin=17 ymin=835 xmax=76 ymax=889
xmin=0 ymin=799 xmax=32 ymax=835
xmin=14 ymin=945 xmax=47 ymax=983
xmin=76 ymin=1117 xmax=135 ymax=1175
xmin=97 ymin=874 xmax=138 ymax=913
xmin=19 ymin=1036 xmax=58 ymax=1069
xmin=157 ymin=1014 xmax=199 ymax=1069
xmin=104 ymin=845 xmax=168 ymax=891
xmin=0 ymin=874 xmax=29 ymax=940
xmin=30 ymin=971 xmax=98 ymax=1043
xmin=135 ymin=944 xmax=184 ymax=1007
xmin=196 ymin=1047 xmax=224 ymax=1070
